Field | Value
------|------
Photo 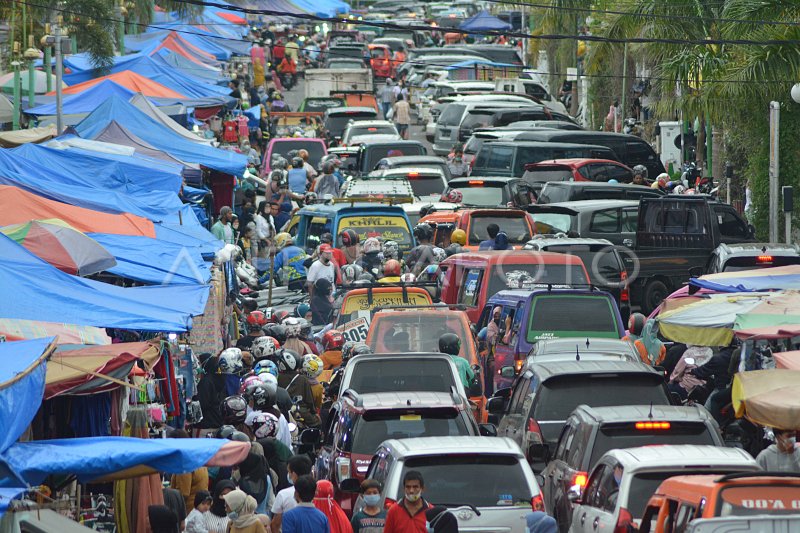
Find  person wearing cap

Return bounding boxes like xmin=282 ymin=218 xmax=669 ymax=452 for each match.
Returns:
xmin=306 ymin=244 xmax=337 ymax=298
xmin=211 ymin=207 xmax=236 ymax=245
xmin=320 ymin=233 xmax=347 ymax=268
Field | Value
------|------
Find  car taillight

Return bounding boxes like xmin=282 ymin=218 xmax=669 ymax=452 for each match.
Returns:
xmin=531 ymin=494 xmax=545 ymax=512
xmin=384 ymin=497 xmax=396 ymax=509
xmin=335 ymin=456 xmax=351 ymax=481
xmin=572 ymin=471 xmax=588 ymax=488
xmin=615 ymin=507 xmax=634 ymax=533
xmin=620 ymin=270 xmax=629 ymax=302
xmin=527 ymin=418 xmax=543 ymax=443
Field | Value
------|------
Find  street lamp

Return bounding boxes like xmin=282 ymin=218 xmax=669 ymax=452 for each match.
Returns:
xmin=24 ymin=38 xmax=40 ymax=108
xmin=791 ymin=83 xmax=800 ymax=104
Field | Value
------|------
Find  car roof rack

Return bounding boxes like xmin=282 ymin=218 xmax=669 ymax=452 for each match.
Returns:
xmin=330 ymin=196 xmax=413 ymax=207
xmin=372 ymin=303 xmax=466 ymax=313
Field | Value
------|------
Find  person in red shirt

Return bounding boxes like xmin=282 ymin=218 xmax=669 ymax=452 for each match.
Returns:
xmin=384 ymin=471 xmax=432 ymax=533
xmin=321 ymin=233 xmax=347 ymax=268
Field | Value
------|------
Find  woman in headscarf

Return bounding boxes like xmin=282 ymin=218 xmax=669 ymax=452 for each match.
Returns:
xmin=205 ymin=480 xmax=236 ymax=533
xmin=314 ymin=480 xmax=353 ymax=533
xmin=637 ymin=319 xmax=666 ymax=366
xmin=310 ymin=278 xmax=334 ymax=326
xmin=526 ymin=511 xmax=557 ymax=533
xmin=195 ymin=353 xmax=224 ymax=437
xmin=223 ymin=489 xmax=267 ymax=533
xmin=486 ymin=306 xmax=503 ymax=346
xmin=425 ymin=506 xmax=459 ymax=533
xmin=236 ymin=452 xmax=269 ymax=515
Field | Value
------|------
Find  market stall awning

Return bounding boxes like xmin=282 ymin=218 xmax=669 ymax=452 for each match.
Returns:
xmin=0 ymin=338 xmax=57 ymax=454
xmin=25 ymin=80 xmax=139 ymax=117
xmin=45 ymin=342 xmax=160 ymax=399
xmin=0 ymin=437 xmax=250 ymax=487
xmin=774 ymin=351 xmax=800 ymax=370
xmin=0 ymin=70 xmax=67 ymax=95
xmin=0 ymin=318 xmax=110 ymax=345
xmin=0 ymin=125 xmax=57 ymax=148
xmin=459 ymin=10 xmax=512 ymax=31
xmin=50 ymin=70 xmax=186 ymax=99
xmin=732 ymin=369 xmax=800 ymax=430
xmin=214 ymin=11 xmax=247 ymax=24
xmin=689 ymin=265 xmax=800 ymax=293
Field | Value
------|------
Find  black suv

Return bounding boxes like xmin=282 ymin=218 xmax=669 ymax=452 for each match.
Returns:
xmin=488 ymin=360 xmax=673 ymax=471
xmin=540 ymin=404 xmax=723 ymax=532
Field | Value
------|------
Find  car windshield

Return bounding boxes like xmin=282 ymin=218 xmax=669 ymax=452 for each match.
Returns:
xmin=368 ymin=314 xmax=470 ymax=355
xmin=488 ymin=265 xmax=588 ymax=297
xmin=271 ymin=141 xmax=326 ymax=167
xmin=544 ymin=246 xmax=623 ymax=284
xmin=365 ymin=145 xmax=426 ymax=171
xmin=719 ymin=484 xmax=800 ymax=516
xmin=346 ymin=359 xmax=458 ymax=394
xmin=326 ymin=113 xmax=378 ymax=136
xmin=401 ymin=455 xmax=533 ymax=507
xmin=468 ymin=215 xmax=532 ymax=245
xmin=533 ymin=376 xmax=669 ymax=421
xmin=350 ymin=409 xmax=468 ymax=455
xmin=527 ymin=295 xmax=619 ymax=341
xmin=454 ymin=185 xmax=505 ymax=206
xmin=589 ymin=424 xmax=716 ymax=466
xmin=530 ymin=213 xmax=574 ymax=234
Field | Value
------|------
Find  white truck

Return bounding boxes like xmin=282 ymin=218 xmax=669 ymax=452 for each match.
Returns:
xmin=304 ymin=68 xmax=374 ymax=98
xmin=494 ymin=76 xmax=568 ymax=114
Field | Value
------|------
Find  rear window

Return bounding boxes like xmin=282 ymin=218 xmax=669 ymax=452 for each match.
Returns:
xmin=338 ymin=214 xmax=412 ymax=247
xmin=488 ymin=265 xmax=588 ymax=297
xmin=406 ymin=174 xmax=446 ymax=197
xmin=439 ymin=104 xmax=466 ymax=126
xmin=723 ymin=255 xmax=800 ymax=272
xmin=350 ymin=408 xmax=468 ymax=454
xmin=514 ymin=147 xmax=588 ymax=176
xmin=365 ymin=145 xmax=426 ymax=171
xmin=368 ymin=314 xmax=470 ymax=355
xmin=533 ymin=375 xmax=669 ymax=421
xmin=350 ymin=125 xmax=398 ymax=138
xmin=523 ymin=168 xmax=574 ymax=183
xmin=468 ymin=215 xmax=532 ymax=245
xmin=461 ymin=110 xmax=495 ymax=130
xmin=530 ymin=213 xmax=574 ymax=234
xmin=346 ymin=359 xmax=457 ymax=394
xmin=302 ymin=98 xmax=345 ymax=113
xmin=589 ymin=423 xmax=716 ymax=466
xmin=719 ymin=484 xmax=800 ymax=516
xmin=401 ymin=454 xmax=533 ymax=507
xmin=454 ymin=185 xmax=505 ymax=206
xmin=270 ymin=141 xmax=326 ymax=168
xmin=326 ymin=112 xmax=379 ymax=136
xmin=527 ymin=295 xmax=619 ymax=341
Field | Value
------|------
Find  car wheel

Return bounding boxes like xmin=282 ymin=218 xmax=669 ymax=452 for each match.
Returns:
xmin=642 ymin=279 xmax=669 ymax=315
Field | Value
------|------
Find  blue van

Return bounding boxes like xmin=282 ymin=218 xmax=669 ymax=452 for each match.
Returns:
xmin=478 ymin=288 xmax=625 ymax=390
xmin=293 ymin=200 xmax=416 ymax=253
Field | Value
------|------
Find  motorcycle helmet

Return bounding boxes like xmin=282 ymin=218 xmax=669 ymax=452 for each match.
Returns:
xmin=450 ymin=229 xmax=467 ymax=246
xmin=628 ymin=312 xmax=646 ymax=337
xmin=632 ymin=164 xmax=648 ymax=180
xmin=239 ymin=375 xmax=264 ymax=395
xmin=250 ymin=412 xmax=280 ymax=439
xmin=291 ymin=156 xmax=304 ymax=168
xmin=263 ymin=323 xmax=287 ymax=345
xmin=274 ymin=232 xmax=293 ymax=250
xmin=246 ymin=310 xmax=267 ymax=330
xmin=297 ymin=318 xmax=311 ymax=339
xmin=251 ymin=336 xmax=280 ymax=362
xmin=340 ymin=229 xmax=359 ymax=247
xmin=277 ymin=348 xmax=302 ymax=372
xmin=320 ymin=232 xmax=334 ymax=244
xmin=270 ymin=169 xmax=284 ymax=183
xmin=302 ymin=354 xmax=324 ymax=379
xmin=295 ymin=303 xmax=311 ymax=319
xmin=383 ymin=259 xmax=402 ymax=277
xmin=215 ymin=425 xmax=237 ymax=439
xmin=438 ymin=332 xmax=461 ymax=356
xmin=250 ymin=384 xmax=276 ymax=411
xmin=341 ymin=263 xmax=364 ymax=284
xmin=351 ymin=343 xmax=373 ymax=357
xmin=432 ymin=247 xmax=447 ymax=263
xmin=321 ymin=161 xmax=336 ymax=174
xmin=221 ymin=395 xmax=248 ymax=425
xmin=413 ymin=223 xmax=433 ymax=242
xmin=218 ymin=348 xmax=244 ymax=374
xmin=363 ymin=237 xmax=381 ymax=254
xmin=304 ymin=191 xmax=318 ymax=204
xmin=284 ymin=316 xmax=301 ymax=337
xmin=400 ymin=272 xmax=416 ymax=283
xmin=275 ymin=310 xmax=291 ymax=324
xmin=253 ymin=358 xmax=279 ymax=378
xmin=341 ymin=340 xmax=359 ymax=363
xmin=382 ymin=240 xmax=400 ymax=260
xmin=230 ymin=431 xmax=250 ymax=443
xmin=260 ymin=372 xmax=278 ymax=395
xmin=673 ymin=184 xmax=686 ymax=195
xmin=443 ymin=189 xmax=463 ymax=204
xmin=322 ymin=329 xmax=345 ymax=351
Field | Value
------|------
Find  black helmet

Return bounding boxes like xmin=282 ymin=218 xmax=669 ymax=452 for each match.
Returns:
xmin=251 ymin=384 xmax=276 ymax=411
xmin=215 ymin=424 xmax=237 ymax=439
xmin=341 ymin=340 xmax=359 ymax=363
xmin=264 ymin=323 xmax=287 ymax=345
xmin=439 ymin=333 xmax=461 ymax=356
xmin=351 ymin=343 xmax=373 ymax=357
xmin=230 ymin=431 xmax=251 ymax=443
xmin=413 ymin=223 xmax=433 ymax=241
xmin=221 ymin=395 xmax=248 ymax=425
xmin=291 ymin=156 xmax=304 ymax=168
xmin=277 ymin=348 xmax=302 ymax=372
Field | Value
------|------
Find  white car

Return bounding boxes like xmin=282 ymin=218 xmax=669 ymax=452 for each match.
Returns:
xmin=370 ymin=167 xmax=449 ymax=201
xmin=347 ymin=436 xmax=544 ymax=533
xmin=340 ymin=120 xmax=400 ymax=147
xmin=569 ymin=445 xmax=760 ymax=533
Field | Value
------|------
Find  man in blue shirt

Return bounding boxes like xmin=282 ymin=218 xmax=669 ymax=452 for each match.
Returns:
xmin=270 ymin=201 xmax=291 ymax=233
xmin=478 ymin=223 xmax=500 ymax=251
xmin=281 ymin=475 xmax=329 ymax=533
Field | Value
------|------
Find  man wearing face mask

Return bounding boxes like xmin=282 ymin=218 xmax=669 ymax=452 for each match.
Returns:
xmin=757 ymin=428 xmax=800 ymax=472
xmin=270 ymin=455 xmax=312 ymax=533
xmin=306 ymin=244 xmax=337 ymax=299
xmin=384 ymin=470 xmax=432 ymax=533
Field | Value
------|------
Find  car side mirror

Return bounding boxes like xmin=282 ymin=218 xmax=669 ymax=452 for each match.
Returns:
xmin=567 ymin=486 xmax=582 ymax=504
xmin=479 ymin=423 xmax=498 ymax=437
xmin=688 ymin=266 xmax=704 ymax=278
xmin=500 ymin=366 xmax=516 ymax=379
xmin=339 ymin=477 xmax=361 ymax=493
xmin=528 ymin=443 xmax=550 ymax=463
xmin=300 ymin=428 xmax=321 ymax=444
xmin=486 ymin=396 xmax=507 ymax=415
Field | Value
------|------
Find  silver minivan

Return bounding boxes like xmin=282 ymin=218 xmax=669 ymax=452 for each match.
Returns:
xmin=344 ymin=436 xmax=544 ymax=533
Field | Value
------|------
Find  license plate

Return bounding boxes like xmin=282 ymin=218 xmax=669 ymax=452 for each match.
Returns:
xmin=440 ymin=128 xmax=451 ymax=138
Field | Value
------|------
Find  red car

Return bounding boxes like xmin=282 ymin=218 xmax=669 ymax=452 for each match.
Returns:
xmin=368 ymin=44 xmax=393 ymax=79
xmin=523 ymin=158 xmax=634 ymax=184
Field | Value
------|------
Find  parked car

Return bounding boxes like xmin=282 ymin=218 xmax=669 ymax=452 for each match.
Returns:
xmin=332 ymin=285 xmax=432 ymax=332
xmin=706 ymin=242 xmax=800 ymax=273
xmin=323 ymin=107 xmax=379 ymax=146
xmin=343 ymin=436 xmax=543 ymax=532
xmin=473 ymin=141 xmax=619 ymax=178
xmin=458 ymin=105 xmax=576 ymax=143
xmin=569 ymin=446 xmax=760 ymax=533
xmin=445 ymin=176 xmax=537 ymax=207
xmin=340 ymin=120 xmax=400 ymax=146
xmin=371 ymin=154 xmax=453 ymax=180
xmin=523 ymin=158 xmax=634 ymax=184
xmin=686 ymin=516 xmax=800 ymax=533
xmin=528 ymin=337 xmax=639 ymax=363
xmin=541 ymin=405 xmax=724 ymax=532
xmin=435 ymin=101 xmax=540 ymax=152
xmin=355 ymin=140 xmax=427 ymax=176
xmin=420 ymin=207 xmax=536 ymax=252
xmin=526 ymin=201 xmax=640 ymax=247
xmin=369 ymin=167 xmax=448 ymax=200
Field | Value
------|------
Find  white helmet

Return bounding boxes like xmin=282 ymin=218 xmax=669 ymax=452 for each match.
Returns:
xmin=250 ymin=412 xmax=280 ymax=439
xmin=400 ymin=273 xmax=416 ymax=283
xmin=218 ymin=348 xmax=244 ymax=374
xmin=283 ymin=316 xmax=301 ymax=337
xmin=251 ymin=336 xmax=280 ymax=361
xmin=302 ymin=354 xmax=324 ymax=379
xmin=432 ymin=247 xmax=447 ymax=263
xmin=260 ymin=373 xmax=278 ymax=395
xmin=363 ymin=237 xmax=381 ymax=254
xmin=673 ymin=184 xmax=686 ymax=195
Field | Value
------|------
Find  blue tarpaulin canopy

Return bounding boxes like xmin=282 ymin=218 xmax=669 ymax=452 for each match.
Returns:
xmin=88 ymin=233 xmax=211 ymax=285
xmin=75 ymin=96 xmax=247 ymax=176
xmin=459 ymin=10 xmax=512 ymax=31
xmin=0 ymin=338 xmax=55 ymax=454
xmin=25 ymin=80 xmax=140 ymax=116
xmin=0 ymin=234 xmax=197 ymax=331
xmin=689 ymin=265 xmax=800 ymax=293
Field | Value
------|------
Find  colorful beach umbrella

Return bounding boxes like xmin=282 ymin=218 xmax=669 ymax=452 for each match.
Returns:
xmin=0 ymin=219 xmax=116 ymax=276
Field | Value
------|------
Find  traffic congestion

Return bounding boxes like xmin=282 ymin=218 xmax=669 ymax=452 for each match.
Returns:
xmin=2 ymin=1 xmax=800 ymax=533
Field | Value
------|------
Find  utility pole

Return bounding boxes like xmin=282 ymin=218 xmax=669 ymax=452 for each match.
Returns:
xmin=769 ymin=101 xmax=780 ymax=243
xmin=620 ymin=43 xmax=628 ymax=125
xmin=11 ymin=58 xmax=21 ymax=130
xmin=43 ymin=23 xmax=52 ymax=93
xmin=54 ymin=23 xmax=64 ymax=133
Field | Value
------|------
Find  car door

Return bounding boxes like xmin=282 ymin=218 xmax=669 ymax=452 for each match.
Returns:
xmin=573 ymin=463 xmax=610 ymax=533
xmin=542 ymin=422 xmax=576 ymax=514
xmin=497 ymin=370 xmax=533 ymax=446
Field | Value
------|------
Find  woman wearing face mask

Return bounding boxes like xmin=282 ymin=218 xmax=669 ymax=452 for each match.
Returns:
xmin=205 ymin=480 xmax=236 ymax=533
xmin=351 ymin=479 xmax=386 ymax=533
xmin=223 ymin=489 xmax=267 ymax=533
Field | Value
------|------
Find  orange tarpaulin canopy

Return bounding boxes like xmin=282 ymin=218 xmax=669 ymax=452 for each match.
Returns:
xmin=152 ymin=33 xmax=217 ymax=65
xmin=0 ymin=185 xmax=155 ymax=237
xmin=215 ymin=11 xmax=248 ymax=24
xmin=49 ymin=71 xmax=187 ymax=98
